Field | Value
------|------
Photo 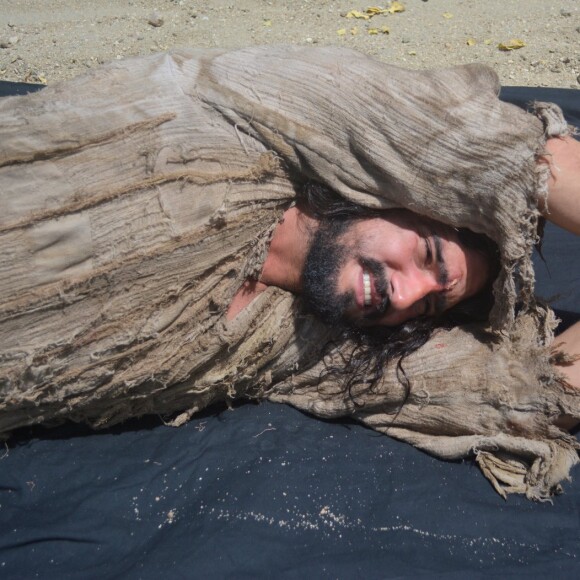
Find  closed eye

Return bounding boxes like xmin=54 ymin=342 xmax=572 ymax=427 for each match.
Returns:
xmin=424 ymin=237 xmax=433 ymax=265
xmin=426 ymin=231 xmax=449 ymax=289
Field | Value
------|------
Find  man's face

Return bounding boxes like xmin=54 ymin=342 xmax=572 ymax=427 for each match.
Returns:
xmin=302 ymin=209 xmax=491 ymax=328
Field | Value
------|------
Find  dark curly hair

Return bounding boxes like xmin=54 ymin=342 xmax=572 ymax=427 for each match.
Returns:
xmin=297 ymin=181 xmax=501 ymax=403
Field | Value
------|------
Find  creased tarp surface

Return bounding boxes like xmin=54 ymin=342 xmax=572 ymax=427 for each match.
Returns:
xmin=2 ymin=401 xmax=580 ymax=579
xmin=0 ymin=47 xmax=578 ymax=499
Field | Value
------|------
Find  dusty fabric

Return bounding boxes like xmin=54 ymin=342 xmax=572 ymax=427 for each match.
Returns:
xmin=269 ymin=314 xmax=580 ymax=500
xmin=0 ymin=46 xmax=577 ymax=499
xmin=193 ymin=47 xmax=570 ymax=334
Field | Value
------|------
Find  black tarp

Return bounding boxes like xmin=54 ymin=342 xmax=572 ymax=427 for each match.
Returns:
xmin=0 ymin=79 xmax=579 ymax=579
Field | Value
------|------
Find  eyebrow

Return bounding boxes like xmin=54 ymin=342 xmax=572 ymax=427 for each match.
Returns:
xmin=432 ymin=233 xmax=449 ymax=315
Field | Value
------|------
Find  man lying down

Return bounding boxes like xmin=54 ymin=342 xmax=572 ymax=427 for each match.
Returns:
xmin=1 ymin=45 xmax=579 ymax=500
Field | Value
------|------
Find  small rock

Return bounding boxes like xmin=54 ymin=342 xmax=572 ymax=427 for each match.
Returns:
xmin=561 ymin=57 xmax=571 ymax=64
xmin=577 ymin=74 xmax=580 ymax=84
xmin=0 ymin=40 xmax=11 ymax=49
xmin=560 ymin=9 xmax=572 ymax=17
xmin=401 ymin=37 xmax=411 ymax=44
xmin=550 ymin=66 xmax=562 ymax=73
xmin=576 ymin=26 xmax=580 ymax=33
xmin=148 ymin=12 xmax=164 ymax=27
xmin=530 ymin=60 xmax=540 ymax=67
xmin=9 ymin=36 xmax=19 ymax=45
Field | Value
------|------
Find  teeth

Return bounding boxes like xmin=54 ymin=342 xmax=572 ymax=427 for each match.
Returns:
xmin=363 ymin=271 xmax=371 ymax=307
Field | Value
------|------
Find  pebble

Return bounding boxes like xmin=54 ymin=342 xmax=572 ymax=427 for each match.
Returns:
xmin=401 ymin=37 xmax=411 ymax=44
xmin=0 ymin=36 xmax=19 ymax=48
xmin=148 ymin=12 xmax=164 ymax=27
xmin=577 ymin=74 xmax=580 ymax=84
xmin=560 ymin=9 xmax=572 ymax=17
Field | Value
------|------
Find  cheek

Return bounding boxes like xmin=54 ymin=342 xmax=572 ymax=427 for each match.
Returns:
xmin=347 ymin=225 xmax=383 ymax=254
xmin=352 ymin=224 xmax=413 ymax=262
xmin=447 ymin=242 xmax=467 ymax=279
xmin=464 ymin=247 xmax=492 ymax=296
xmin=446 ymin=239 xmax=490 ymax=299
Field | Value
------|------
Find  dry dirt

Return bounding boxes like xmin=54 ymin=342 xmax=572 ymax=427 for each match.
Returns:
xmin=0 ymin=0 xmax=579 ymax=88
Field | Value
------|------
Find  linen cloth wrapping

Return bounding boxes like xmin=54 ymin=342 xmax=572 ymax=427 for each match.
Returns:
xmin=0 ymin=46 xmax=578 ymax=499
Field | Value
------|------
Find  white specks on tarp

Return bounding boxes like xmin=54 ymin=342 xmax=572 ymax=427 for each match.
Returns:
xmin=127 ymin=460 xmax=189 ymax=529
xmin=195 ymin=500 xmax=575 ymax=564
xmin=158 ymin=508 xmax=177 ymax=529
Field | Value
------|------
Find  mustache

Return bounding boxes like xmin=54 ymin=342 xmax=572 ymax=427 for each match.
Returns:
xmin=361 ymin=258 xmax=390 ymax=321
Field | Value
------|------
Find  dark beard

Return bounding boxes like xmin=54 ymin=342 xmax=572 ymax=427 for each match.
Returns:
xmin=302 ymin=219 xmax=353 ymax=326
xmin=302 ymin=218 xmax=389 ymax=327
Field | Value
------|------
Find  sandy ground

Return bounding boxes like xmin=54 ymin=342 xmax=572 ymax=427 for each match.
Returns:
xmin=0 ymin=0 xmax=579 ymax=88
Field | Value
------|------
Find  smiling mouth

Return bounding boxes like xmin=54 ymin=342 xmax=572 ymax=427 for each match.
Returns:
xmin=361 ymin=263 xmax=390 ymax=320
xmin=363 ymin=271 xmax=372 ymax=307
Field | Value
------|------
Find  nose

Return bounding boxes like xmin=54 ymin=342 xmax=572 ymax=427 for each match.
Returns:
xmin=389 ymin=269 xmax=443 ymax=314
